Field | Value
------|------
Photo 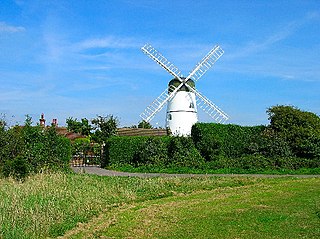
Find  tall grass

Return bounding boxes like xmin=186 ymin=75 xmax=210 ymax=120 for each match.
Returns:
xmin=0 ymin=172 xmax=256 ymax=238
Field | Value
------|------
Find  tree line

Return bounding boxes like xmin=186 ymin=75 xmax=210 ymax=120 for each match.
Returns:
xmin=103 ymin=105 xmax=320 ymax=173
xmin=1 ymin=105 xmax=319 ymax=179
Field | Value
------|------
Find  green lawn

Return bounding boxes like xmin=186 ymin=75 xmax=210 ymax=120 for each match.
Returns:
xmin=0 ymin=173 xmax=319 ymax=238
xmin=64 ymin=177 xmax=320 ymax=239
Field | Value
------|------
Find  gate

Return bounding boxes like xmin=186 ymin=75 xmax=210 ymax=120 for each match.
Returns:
xmin=70 ymin=154 xmax=101 ymax=167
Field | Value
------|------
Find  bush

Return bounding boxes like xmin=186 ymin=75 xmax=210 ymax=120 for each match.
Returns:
xmin=0 ymin=117 xmax=72 ymax=179
xmin=133 ymin=137 xmax=168 ymax=167
xmin=267 ymin=105 xmax=320 ymax=158
xmin=21 ymin=125 xmax=72 ymax=172
xmin=103 ymin=136 xmax=203 ymax=169
xmin=103 ymin=136 xmax=153 ymax=166
xmin=191 ymin=123 xmax=265 ymax=160
xmin=167 ymin=137 xmax=205 ymax=168
xmin=2 ymin=156 xmax=30 ymax=180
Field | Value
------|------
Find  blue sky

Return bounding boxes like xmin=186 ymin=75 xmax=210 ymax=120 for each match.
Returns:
xmin=1 ymin=0 xmax=319 ymax=127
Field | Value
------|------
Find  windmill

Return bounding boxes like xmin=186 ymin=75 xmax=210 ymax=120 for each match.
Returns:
xmin=140 ymin=43 xmax=229 ymax=136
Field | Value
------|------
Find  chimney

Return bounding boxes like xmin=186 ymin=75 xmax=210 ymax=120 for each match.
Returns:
xmin=39 ymin=113 xmax=46 ymax=127
xmin=52 ymin=118 xmax=58 ymax=126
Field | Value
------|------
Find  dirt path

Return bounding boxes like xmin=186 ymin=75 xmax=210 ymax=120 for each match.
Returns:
xmin=71 ymin=166 xmax=320 ymax=178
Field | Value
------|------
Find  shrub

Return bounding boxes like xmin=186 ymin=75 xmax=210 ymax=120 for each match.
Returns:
xmin=0 ymin=118 xmax=72 ymax=179
xmin=248 ymin=128 xmax=294 ymax=158
xmin=133 ymin=137 xmax=168 ymax=167
xmin=267 ymin=105 xmax=320 ymax=158
xmin=167 ymin=137 xmax=205 ymax=168
xmin=2 ymin=156 xmax=30 ymax=180
xmin=103 ymin=136 xmax=152 ymax=166
xmin=103 ymin=136 xmax=203 ymax=169
xmin=191 ymin=123 xmax=265 ymax=160
xmin=72 ymin=138 xmax=91 ymax=156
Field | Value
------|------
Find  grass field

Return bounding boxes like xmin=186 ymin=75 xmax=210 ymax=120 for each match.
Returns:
xmin=0 ymin=173 xmax=319 ymax=238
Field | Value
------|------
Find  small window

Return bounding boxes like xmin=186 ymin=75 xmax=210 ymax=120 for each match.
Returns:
xmin=168 ymin=114 xmax=172 ymax=120
xmin=189 ymin=103 xmax=194 ymax=108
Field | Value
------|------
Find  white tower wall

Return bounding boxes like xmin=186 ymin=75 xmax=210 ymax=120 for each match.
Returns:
xmin=166 ymin=91 xmax=198 ymax=136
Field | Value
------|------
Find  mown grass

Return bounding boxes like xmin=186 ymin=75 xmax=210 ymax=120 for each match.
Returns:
xmin=112 ymin=164 xmax=320 ymax=175
xmin=64 ymin=177 xmax=320 ymax=239
xmin=0 ymin=172 xmax=257 ymax=239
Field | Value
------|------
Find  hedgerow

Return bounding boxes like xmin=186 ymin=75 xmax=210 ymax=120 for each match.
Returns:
xmin=103 ymin=105 xmax=320 ymax=173
xmin=103 ymin=136 xmax=152 ymax=167
xmin=191 ymin=123 xmax=265 ymax=160
xmin=0 ymin=117 xmax=72 ymax=180
xmin=103 ymin=136 xmax=205 ymax=169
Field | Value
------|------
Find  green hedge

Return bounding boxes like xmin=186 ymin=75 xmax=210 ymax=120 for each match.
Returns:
xmin=103 ymin=136 xmax=153 ymax=166
xmin=191 ymin=123 xmax=266 ymax=160
xmin=208 ymin=156 xmax=320 ymax=171
xmin=102 ymin=122 xmax=320 ymax=173
xmin=103 ymin=136 xmax=204 ymax=168
xmin=0 ymin=124 xmax=72 ymax=179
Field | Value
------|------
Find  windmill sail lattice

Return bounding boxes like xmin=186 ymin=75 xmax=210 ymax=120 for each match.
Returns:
xmin=140 ymin=43 xmax=229 ymax=135
xmin=140 ymin=84 xmax=177 ymax=122
xmin=193 ymin=88 xmax=229 ymax=123
xmin=142 ymin=44 xmax=183 ymax=80
xmin=186 ymin=45 xmax=224 ymax=82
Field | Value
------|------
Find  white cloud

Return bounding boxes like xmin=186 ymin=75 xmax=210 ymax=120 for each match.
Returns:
xmin=0 ymin=22 xmax=25 ymax=33
xmin=73 ymin=36 xmax=140 ymax=52
xmin=226 ymin=12 xmax=320 ymax=61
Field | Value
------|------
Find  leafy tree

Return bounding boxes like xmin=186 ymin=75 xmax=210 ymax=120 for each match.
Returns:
xmin=66 ymin=117 xmax=82 ymax=133
xmin=91 ymin=115 xmax=119 ymax=143
xmin=80 ymin=118 xmax=92 ymax=136
xmin=266 ymin=105 xmax=320 ymax=158
xmin=0 ymin=116 xmax=71 ymax=180
xmin=66 ymin=117 xmax=92 ymax=136
xmin=72 ymin=138 xmax=91 ymax=156
xmin=138 ymin=120 xmax=153 ymax=129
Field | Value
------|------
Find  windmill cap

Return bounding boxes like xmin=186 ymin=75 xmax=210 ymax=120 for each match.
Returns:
xmin=168 ymin=77 xmax=195 ymax=93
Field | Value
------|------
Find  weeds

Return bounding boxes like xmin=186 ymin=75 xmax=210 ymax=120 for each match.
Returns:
xmin=0 ymin=172 xmax=258 ymax=238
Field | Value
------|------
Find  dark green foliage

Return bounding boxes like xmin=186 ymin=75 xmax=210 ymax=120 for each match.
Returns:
xmin=2 ymin=156 xmax=30 ymax=180
xmin=66 ymin=115 xmax=118 ymax=143
xmin=267 ymin=105 xmax=320 ymax=158
xmin=211 ymin=156 xmax=320 ymax=172
xmin=138 ymin=120 xmax=153 ymax=129
xmin=191 ymin=123 xmax=265 ymax=159
xmin=66 ymin=117 xmax=92 ymax=136
xmin=0 ymin=117 xmax=72 ymax=179
xmin=133 ymin=137 xmax=168 ymax=167
xmin=167 ymin=137 xmax=205 ymax=168
xmin=103 ymin=105 xmax=320 ymax=173
xmin=66 ymin=117 xmax=84 ymax=134
xmin=102 ymin=136 xmax=204 ymax=169
xmin=72 ymin=138 xmax=91 ymax=156
xmin=91 ymin=115 xmax=119 ymax=143
xmin=20 ymin=124 xmax=71 ymax=171
xmin=256 ymin=128 xmax=294 ymax=157
xmin=104 ymin=136 xmax=150 ymax=166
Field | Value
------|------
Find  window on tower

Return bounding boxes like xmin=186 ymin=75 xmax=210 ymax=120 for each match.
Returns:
xmin=189 ymin=103 xmax=194 ymax=108
xmin=168 ymin=114 xmax=172 ymax=120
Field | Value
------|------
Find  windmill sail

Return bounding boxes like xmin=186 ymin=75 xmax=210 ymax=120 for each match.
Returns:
xmin=141 ymin=43 xmax=183 ymax=80
xmin=140 ymin=43 xmax=229 ymax=135
xmin=193 ymin=88 xmax=229 ymax=123
xmin=186 ymin=45 xmax=224 ymax=82
xmin=140 ymin=84 xmax=180 ymax=122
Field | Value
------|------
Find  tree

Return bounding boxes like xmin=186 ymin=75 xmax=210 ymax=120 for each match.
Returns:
xmin=138 ymin=120 xmax=153 ymax=129
xmin=91 ymin=115 xmax=119 ymax=143
xmin=66 ymin=117 xmax=92 ymax=136
xmin=266 ymin=105 xmax=320 ymax=158
xmin=66 ymin=117 xmax=82 ymax=133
